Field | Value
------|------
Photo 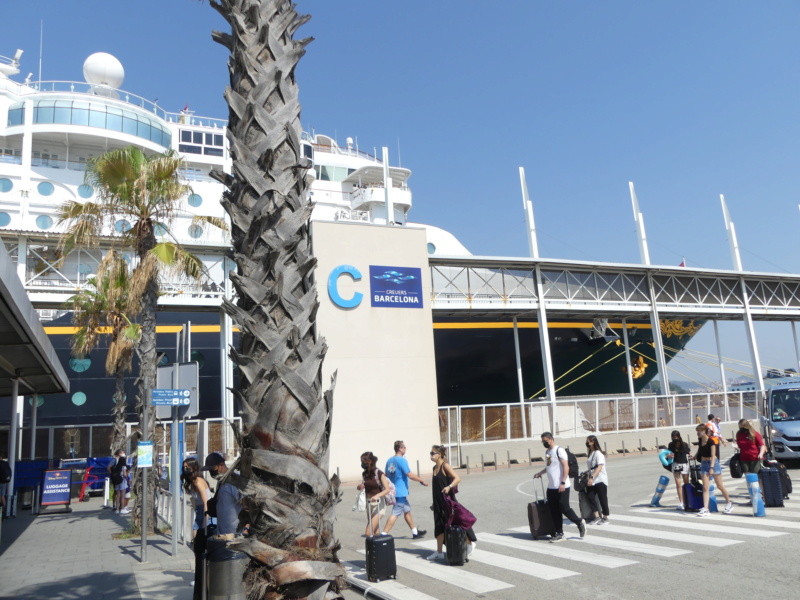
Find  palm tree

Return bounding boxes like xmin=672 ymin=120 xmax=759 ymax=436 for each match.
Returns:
xmin=66 ymin=250 xmax=139 ymax=454
xmin=57 ymin=145 xmax=225 ymax=530
xmin=209 ymin=1 xmax=344 ymax=597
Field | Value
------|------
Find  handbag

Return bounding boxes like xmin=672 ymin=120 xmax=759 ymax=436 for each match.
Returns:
xmin=574 ymin=470 xmax=591 ymax=492
xmin=443 ymin=493 xmax=477 ymax=529
xmin=729 ymin=453 xmax=743 ymax=479
xmin=354 ymin=489 xmax=366 ymax=512
xmin=375 ymin=471 xmax=396 ymax=505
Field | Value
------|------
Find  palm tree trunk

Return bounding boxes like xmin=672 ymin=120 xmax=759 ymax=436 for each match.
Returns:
xmin=111 ymin=370 xmax=127 ymax=452
xmin=210 ymin=1 xmax=343 ymax=598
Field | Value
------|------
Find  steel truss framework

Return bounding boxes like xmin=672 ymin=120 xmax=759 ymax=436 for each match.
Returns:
xmin=430 ymin=258 xmax=800 ymax=320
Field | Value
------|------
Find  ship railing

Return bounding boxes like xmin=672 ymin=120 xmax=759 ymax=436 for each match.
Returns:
xmin=24 ymin=80 xmax=227 ymax=129
xmin=438 ymin=391 xmax=761 ymax=448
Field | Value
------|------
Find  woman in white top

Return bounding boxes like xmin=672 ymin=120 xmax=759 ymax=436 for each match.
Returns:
xmin=585 ymin=435 xmax=609 ymax=524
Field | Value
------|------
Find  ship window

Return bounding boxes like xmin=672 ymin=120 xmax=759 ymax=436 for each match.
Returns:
xmin=89 ymin=109 xmax=106 ymax=128
xmin=203 ymin=147 xmax=223 ymax=157
xmin=188 ymin=223 xmax=204 ymax=238
xmin=205 ymin=133 xmax=214 ymax=145
xmin=36 ymin=214 xmax=53 ymax=230
xmin=193 ymin=132 xmax=203 ymax=144
xmin=78 ymin=184 xmax=93 ymax=198
xmin=213 ymin=134 xmax=224 ymax=146
xmin=7 ymin=106 xmax=24 ymax=126
xmin=122 ymin=115 xmax=138 ymax=136
xmin=190 ymin=350 xmax=205 ymax=369
xmin=188 ymin=193 xmax=202 ymax=207
xmin=38 ymin=182 xmax=55 ymax=196
xmin=181 ymin=130 xmax=192 ymax=142
xmin=138 ymin=120 xmax=151 ymax=140
xmin=303 ymin=143 xmax=313 ymax=159
xmin=427 ymin=243 xmax=436 ymax=255
xmin=179 ymin=144 xmax=202 ymax=155
xmin=71 ymin=392 xmax=87 ymax=406
xmin=106 ymin=110 xmax=123 ymax=131
xmin=155 ymin=224 xmax=167 ymax=237
xmin=0 ymin=212 xmax=10 ymax=227
xmin=36 ymin=104 xmax=55 ymax=123
xmin=115 ymin=219 xmax=132 ymax=233
xmin=0 ymin=178 xmax=12 ymax=192
xmin=72 ymin=101 xmax=90 ymax=126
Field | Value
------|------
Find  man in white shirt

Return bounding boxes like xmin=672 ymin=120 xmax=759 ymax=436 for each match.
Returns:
xmin=534 ymin=432 xmax=585 ymax=543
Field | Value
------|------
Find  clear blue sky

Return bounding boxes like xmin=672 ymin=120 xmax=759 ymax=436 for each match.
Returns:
xmin=4 ymin=1 xmax=800 ymax=385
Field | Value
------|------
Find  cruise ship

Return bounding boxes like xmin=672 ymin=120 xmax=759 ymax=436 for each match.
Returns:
xmin=0 ymin=50 xmax=703 ymax=427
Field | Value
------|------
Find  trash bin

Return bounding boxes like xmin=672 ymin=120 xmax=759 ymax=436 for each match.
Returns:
xmin=206 ymin=537 xmax=248 ymax=600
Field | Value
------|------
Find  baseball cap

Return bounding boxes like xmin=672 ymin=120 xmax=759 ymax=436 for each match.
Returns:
xmin=201 ymin=452 xmax=225 ymax=471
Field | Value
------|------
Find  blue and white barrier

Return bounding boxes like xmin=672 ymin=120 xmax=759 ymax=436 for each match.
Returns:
xmin=650 ymin=475 xmax=670 ymax=507
xmin=746 ymin=473 xmax=766 ymax=517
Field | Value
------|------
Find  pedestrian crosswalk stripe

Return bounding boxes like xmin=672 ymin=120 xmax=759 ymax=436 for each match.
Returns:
xmin=508 ymin=526 xmax=690 ymax=557
xmin=611 ymin=513 xmax=787 ymax=537
xmin=634 ymin=507 xmax=800 ymax=529
xmin=356 ymin=549 xmax=513 ymax=593
xmin=475 ymin=532 xmax=638 ymax=568
xmin=413 ymin=539 xmax=579 ymax=580
xmin=343 ymin=561 xmax=441 ymax=600
xmin=585 ymin=522 xmax=741 ymax=546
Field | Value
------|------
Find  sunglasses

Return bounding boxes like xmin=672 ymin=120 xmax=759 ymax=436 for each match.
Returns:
xmin=430 ymin=451 xmax=439 ymax=456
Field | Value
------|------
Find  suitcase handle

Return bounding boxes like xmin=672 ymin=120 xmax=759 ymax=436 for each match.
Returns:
xmin=533 ymin=475 xmax=547 ymax=502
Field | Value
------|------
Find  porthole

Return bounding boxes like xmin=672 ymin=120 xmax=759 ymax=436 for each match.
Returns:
xmin=190 ymin=350 xmax=205 ymax=369
xmin=188 ymin=193 xmax=202 ymax=207
xmin=188 ymin=224 xmax=203 ymax=239
xmin=38 ymin=181 xmax=54 ymax=196
xmin=427 ymin=242 xmax=437 ymax=255
xmin=155 ymin=224 xmax=167 ymax=237
xmin=71 ymin=391 xmax=87 ymax=406
xmin=69 ymin=357 xmax=91 ymax=372
xmin=36 ymin=214 xmax=53 ymax=230
xmin=0 ymin=178 xmax=12 ymax=193
xmin=158 ymin=354 xmax=170 ymax=366
xmin=78 ymin=184 xmax=94 ymax=198
xmin=28 ymin=395 xmax=44 ymax=407
xmin=115 ymin=219 xmax=132 ymax=233
xmin=0 ymin=212 xmax=10 ymax=227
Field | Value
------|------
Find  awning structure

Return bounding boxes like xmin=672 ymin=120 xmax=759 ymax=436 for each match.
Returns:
xmin=0 ymin=240 xmax=69 ymax=397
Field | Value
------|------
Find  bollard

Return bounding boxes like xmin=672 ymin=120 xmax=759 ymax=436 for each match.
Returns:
xmin=528 ymin=448 xmax=532 ymax=465
xmin=417 ymin=460 xmax=420 ymax=477
xmin=604 ymin=442 xmax=608 ymax=455
xmin=622 ymin=440 xmax=626 ymax=456
xmin=494 ymin=452 xmax=498 ymax=471
xmin=746 ymin=473 xmax=766 ymax=517
xmin=656 ymin=437 xmax=660 ymax=449
xmin=481 ymin=454 xmax=485 ymax=473
xmin=206 ymin=537 xmax=248 ymax=600
xmin=709 ymin=487 xmax=719 ymax=513
xmin=507 ymin=450 xmax=511 ymax=469
xmin=639 ymin=438 xmax=643 ymax=454
xmin=650 ymin=475 xmax=670 ymax=507
xmin=466 ymin=457 xmax=470 ymax=474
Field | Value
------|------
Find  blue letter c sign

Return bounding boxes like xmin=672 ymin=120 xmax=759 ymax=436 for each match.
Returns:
xmin=328 ymin=265 xmax=363 ymax=308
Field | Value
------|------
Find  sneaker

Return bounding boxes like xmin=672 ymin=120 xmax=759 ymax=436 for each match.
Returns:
xmin=724 ymin=502 xmax=735 ymax=514
xmin=696 ymin=508 xmax=710 ymax=517
xmin=426 ymin=551 xmax=444 ymax=561
xmin=590 ymin=518 xmax=603 ymax=525
xmin=549 ymin=533 xmax=565 ymax=543
xmin=467 ymin=542 xmax=475 ymax=555
xmin=412 ymin=529 xmax=427 ymax=539
xmin=120 ymin=507 xmax=131 ymax=514
xmin=600 ymin=517 xmax=610 ymax=525
xmin=675 ymin=505 xmax=685 ymax=511
xmin=578 ymin=519 xmax=586 ymax=538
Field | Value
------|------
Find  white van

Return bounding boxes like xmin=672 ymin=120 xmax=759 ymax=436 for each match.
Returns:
xmin=763 ymin=387 xmax=800 ymax=461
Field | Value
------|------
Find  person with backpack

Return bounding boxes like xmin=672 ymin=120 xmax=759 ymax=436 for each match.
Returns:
xmin=533 ymin=432 xmax=586 ymax=542
xmin=357 ymin=451 xmax=392 ymax=537
xmin=107 ymin=449 xmax=127 ymax=514
xmin=735 ymin=419 xmax=766 ymax=474
xmin=667 ymin=430 xmax=691 ymax=509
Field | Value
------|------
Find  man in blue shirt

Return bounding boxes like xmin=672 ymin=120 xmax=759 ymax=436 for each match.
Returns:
xmin=383 ymin=440 xmax=428 ymax=538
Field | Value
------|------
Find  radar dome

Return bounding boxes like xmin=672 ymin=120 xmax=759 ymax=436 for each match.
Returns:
xmin=83 ymin=52 xmax=124 ymax=88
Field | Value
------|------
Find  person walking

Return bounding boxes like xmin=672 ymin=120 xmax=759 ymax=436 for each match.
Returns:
xmin=357 ymin=451 xmax=391 ymax=537
xmin=383 ymin=440 xmax=427 ymax=539
xmin=736 ymin=419 xmax=766 ymax=474
xmin=0 ymin=451 xmax=11 ymax=518
xmin=427 ymin=445 xmax=476 ymax=561
xmin=667 ymin=430 xmax=691 ymax=509
xmin=585 ymin=435 xmax=609 ymax=525
xmin=534 ymin=432 xmax=586 ymax=542
xmin=695 ymin=424 xmax=734 ymax=516
xmin=201 ymin=452 xmax=244 ymax=535
xmin=181 ymin=457 xmax=213 ymax=542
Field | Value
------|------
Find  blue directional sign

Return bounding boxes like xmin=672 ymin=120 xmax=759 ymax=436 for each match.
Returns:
xmin=151 ymin=388 xmax=191 ymax=406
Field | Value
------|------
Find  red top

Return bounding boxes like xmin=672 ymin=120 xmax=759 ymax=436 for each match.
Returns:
xmin=736 ymin=430 xmax=764 ymax=462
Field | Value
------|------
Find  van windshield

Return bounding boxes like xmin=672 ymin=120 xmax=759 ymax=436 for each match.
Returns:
xmin=770 ymin=389 xmax=800 ymax=421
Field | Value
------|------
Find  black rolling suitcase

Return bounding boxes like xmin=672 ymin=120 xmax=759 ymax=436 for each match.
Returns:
xmin=683 ymin=458 xmax=704 ymax=512
xmin=445 ymin=525 xmax=468 ymax=566
xmin=528 ymin=477 xmax=556 ymax=539
xmin=365 ymin=501 xmax=396 ymax=581
xmin=763 ymin=458 xmax=792 ymax=498
xmin=759 ymin=467 xmax=785 ymax=507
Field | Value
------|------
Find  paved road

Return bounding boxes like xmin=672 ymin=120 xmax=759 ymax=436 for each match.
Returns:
xmin=337 ymin=450 xmax=799 ymax=600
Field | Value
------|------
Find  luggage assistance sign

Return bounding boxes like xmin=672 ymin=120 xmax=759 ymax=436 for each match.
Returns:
xmin=41 ymin=469 xmax=72 ymax=506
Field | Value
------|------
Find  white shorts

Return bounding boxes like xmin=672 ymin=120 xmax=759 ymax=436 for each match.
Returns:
xmin=672 ymin=463 xmax=690 ymax=474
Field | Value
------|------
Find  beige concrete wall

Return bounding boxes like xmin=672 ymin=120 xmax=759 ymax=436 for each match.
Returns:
xmin=312 ymin=221 xmax=441 ymax=481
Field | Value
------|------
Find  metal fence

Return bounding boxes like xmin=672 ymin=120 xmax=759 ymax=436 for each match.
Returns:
xmin=439 ymin=391 xmax=762 ymax=447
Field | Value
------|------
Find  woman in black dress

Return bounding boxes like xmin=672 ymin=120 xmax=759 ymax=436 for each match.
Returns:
xmin=428 ymin=445 xmax=476 ymax=561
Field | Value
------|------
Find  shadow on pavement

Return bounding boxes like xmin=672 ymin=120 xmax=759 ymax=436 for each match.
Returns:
xmin=0 ymin=571 xmax=141 ymax=600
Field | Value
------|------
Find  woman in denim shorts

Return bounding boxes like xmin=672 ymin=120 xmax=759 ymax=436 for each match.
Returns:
xmin=694 ymin=424 xmax=734 ymax=517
